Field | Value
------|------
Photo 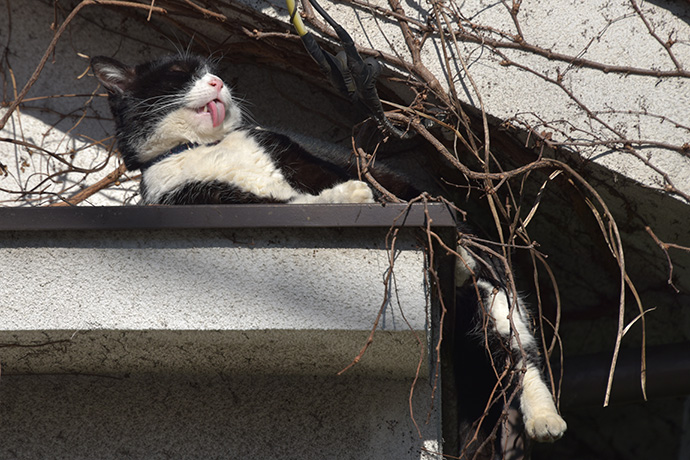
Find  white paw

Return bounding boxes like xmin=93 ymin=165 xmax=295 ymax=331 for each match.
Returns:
xmin=524 ymin=411 xmax=567 ymax=442
xmin=322 ymin=180 xmax=374 ymax=204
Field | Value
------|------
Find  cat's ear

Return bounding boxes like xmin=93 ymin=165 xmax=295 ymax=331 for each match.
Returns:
xmin=90 ymin=56 xmax=135 ymax=95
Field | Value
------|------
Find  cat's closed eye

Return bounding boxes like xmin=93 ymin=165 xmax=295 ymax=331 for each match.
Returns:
xmin=167 ymin=64 xmax=187 ymax=73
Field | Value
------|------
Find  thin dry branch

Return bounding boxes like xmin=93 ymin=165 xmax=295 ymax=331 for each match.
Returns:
xmin=645 ymin=225 xmax=690 ymax=293
xmin=51 ymin=162 xmax=127 ymax=206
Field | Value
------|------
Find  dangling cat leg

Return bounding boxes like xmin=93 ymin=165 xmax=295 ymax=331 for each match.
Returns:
xmin=475 ymin=278 xmax=567 ymax=442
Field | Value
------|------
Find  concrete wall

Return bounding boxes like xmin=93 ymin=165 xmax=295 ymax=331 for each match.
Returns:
xmin=0 ymin=224 xmax=443 ymax=460
xmin=2 ymin=228 xmax=427 ymax=331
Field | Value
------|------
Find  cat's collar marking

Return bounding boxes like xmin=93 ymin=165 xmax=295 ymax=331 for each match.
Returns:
xmin=140 ymin=141 xmax=220 ymax=172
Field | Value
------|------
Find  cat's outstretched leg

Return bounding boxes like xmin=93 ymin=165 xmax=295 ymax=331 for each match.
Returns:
xmin=291 ymin=180 xmax=375 ymax=204
xmin=457 ymin=248 xmax=567 ymax=442
xmin=476 ymin=280 xmax=567 ymax=441
xmin=520 ymin=360 xmax=569 ymax=441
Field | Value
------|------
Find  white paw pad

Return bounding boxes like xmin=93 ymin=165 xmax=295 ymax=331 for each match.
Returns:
xmin=524 ymin=411 xmax=567 ymax=442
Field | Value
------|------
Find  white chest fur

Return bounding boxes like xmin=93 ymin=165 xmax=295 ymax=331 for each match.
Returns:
xmin=142 ymin=130 xmax=299 ymax=203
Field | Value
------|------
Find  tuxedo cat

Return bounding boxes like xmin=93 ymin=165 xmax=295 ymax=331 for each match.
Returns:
xmin=89 ymin=54 xmax=392 ymax=205
xmin=91 ymin=53 xmax=566 ymax=447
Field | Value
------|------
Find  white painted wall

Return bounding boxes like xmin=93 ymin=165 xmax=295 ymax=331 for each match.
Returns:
xmin=1 ymin=228 xmax=426 ymax=331
xmin=0 ymin=227 xmax=443 ymax=459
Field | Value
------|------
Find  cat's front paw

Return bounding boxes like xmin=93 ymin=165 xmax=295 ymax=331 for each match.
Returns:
xmin=318 ymin=180 xmax=374 ymax=204
xmin=338 ymin=180 xmax=375 ymax=203
xmin=524 ymin=411 xmax=567 ymax=442
xmin=292 ymin=180 xmax=375 ymax=204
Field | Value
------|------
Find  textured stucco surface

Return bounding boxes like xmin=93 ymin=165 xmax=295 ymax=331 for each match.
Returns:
xmin=0 ymin=227 xmax=442 ymax=459
xmin=0 ymin=372 xmax=440 ymax=460
xmin=1 ymin=228 xmax=427 ymax=331
xmin=0 ymin=330 xmax=443 ymax=460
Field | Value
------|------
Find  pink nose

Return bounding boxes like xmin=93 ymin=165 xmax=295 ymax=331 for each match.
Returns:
xmin=208 ymin=76 xmax=223 ymax=89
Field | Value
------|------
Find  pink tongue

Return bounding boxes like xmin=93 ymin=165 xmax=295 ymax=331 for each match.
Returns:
xmin=206 ymin=100 xmax=225 ymax=128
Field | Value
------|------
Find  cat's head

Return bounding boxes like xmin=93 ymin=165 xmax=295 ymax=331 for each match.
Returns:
xmin=91 ymin=54 xmax=241 ymax=170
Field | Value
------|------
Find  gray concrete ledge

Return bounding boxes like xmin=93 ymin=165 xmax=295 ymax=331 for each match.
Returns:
xmin=0 ymin=213 xmax=447 ymax=459
xmin=1 ymin=227 xmax=436 ymax=331
xmin=0 ymin=218 xmax=452 ymax=460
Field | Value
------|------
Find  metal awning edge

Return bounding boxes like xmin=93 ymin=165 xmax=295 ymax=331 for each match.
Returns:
xmin=0 ymin=203 xmax=457 ymax=231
